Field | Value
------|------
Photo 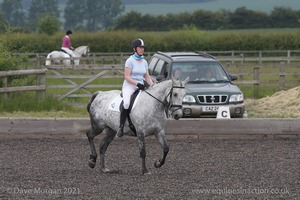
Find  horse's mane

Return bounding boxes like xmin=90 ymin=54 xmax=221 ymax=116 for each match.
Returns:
xmin=150 ymin=78 xmax=183 ymax=89
xmin=148 ymin=79 xmax=172 ymax=89
xmin=76 ymin=46 xmax=88 ymax=50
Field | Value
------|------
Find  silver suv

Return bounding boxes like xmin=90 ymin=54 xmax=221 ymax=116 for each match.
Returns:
xmin=148 ymin=52 xmax=245 ymax=118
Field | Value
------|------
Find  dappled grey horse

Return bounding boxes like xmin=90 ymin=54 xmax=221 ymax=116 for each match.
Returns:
xmin=45 ymin=46 xmax=89 ymax=65
xmin=86 ymin=76 xmax=189 ymax=174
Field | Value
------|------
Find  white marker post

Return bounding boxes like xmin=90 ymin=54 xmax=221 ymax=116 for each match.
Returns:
xmin=217 ymin=106 xmax=231 ymax=119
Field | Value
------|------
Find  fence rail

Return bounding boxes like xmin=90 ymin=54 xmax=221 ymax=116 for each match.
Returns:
xmin=0 ymin=69 xmax=47 ymax=99
xmin=1 ymin=50 xmax=300 ymax=103
xmin=17 ymin=49 xmax=300 ymax=66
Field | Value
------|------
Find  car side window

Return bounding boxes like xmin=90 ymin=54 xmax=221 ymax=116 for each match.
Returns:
xmin=153 ymin=60 xmax=166 ymax=76
xmin=148 ymin=57 xmax=159 ymax=75
xmin=162 ymin=63 xmax=169 ymax=78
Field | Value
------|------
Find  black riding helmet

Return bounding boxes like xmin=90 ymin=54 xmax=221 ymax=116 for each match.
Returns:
xmin=66 ymin=30 xmax=72 ymax=35
xmin=131 ymin=38 xmax=145 ymax=52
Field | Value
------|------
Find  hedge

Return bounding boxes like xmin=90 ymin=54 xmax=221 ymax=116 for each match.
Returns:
xmin=1 ymin=29 xmax=300 ymax=53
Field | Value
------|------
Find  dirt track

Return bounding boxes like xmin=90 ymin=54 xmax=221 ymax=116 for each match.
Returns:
xmin=0 ymin=136 xmax=299 ymax=199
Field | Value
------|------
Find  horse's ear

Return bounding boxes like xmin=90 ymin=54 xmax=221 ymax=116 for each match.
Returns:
xmin=151 ymin=76 xmax=157 ymax=83
xmin=183 ymin=76 xmax=190 ymax=85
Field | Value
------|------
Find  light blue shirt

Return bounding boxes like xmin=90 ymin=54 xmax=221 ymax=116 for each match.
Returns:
xmin=125 ymin=55 xmax=148 ymax=84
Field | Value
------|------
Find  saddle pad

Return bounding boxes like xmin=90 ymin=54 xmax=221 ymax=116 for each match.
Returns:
xmin=108 ymin=91 xmax=141 ymax=112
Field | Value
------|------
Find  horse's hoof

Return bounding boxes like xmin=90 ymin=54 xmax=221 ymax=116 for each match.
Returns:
xmin=142 ymin=171 xmax=151 ymax=175
xmin=88 ymin=160 xmax=96 ymax=169
xmin=154 ymin=160 xmax=161 ymax=168
xmin=101 ymin=168 xmax=110 ymax=173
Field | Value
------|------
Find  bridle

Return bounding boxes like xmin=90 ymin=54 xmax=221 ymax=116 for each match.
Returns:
xmin=144 ymin=82 xmax=185 ymax=117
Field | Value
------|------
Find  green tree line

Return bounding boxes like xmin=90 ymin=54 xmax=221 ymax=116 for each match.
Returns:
xmin=115 ymin=7 xmax=300 ymax=31
xmin=0 ymin=0 xmax=123 ymax=33
xmin=0 ymin=0 xmax=300 ymax=33
xmin=122 ymin=0 xmax=211 ymax=3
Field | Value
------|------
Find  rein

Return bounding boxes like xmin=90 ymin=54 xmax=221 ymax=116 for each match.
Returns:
xmin=144 ymin=90 xmax=167 ymax=106
xmin=144 ymin=83 xmax=185 ymax=117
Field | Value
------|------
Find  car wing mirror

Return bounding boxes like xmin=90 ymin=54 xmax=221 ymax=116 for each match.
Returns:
xmin=230 ymin=74 xmax=238 ymax=81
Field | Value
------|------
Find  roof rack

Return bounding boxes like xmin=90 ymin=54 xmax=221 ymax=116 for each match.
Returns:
xmin=156 ymin=51 xmax=216 ymax=60
xmin=195 ymin=51 xmax=216 ymax=59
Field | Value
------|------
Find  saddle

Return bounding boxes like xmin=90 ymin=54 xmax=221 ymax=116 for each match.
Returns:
xmin=60 ymin=49 xmax=72 ymax=57
xmin=119 ymin=89 xmax=140 ymax=134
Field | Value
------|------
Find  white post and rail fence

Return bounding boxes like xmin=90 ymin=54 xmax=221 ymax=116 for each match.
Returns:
xmin=1 ymin=50 xmax=300 ymax=104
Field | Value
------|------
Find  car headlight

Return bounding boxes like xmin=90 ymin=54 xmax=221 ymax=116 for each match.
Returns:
xmin=183 ymin=95 xmax=196 ymax=103
xmin=229 ymin=94 xmax=244 ymax=102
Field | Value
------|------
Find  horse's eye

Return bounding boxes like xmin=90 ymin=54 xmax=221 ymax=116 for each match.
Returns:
xmin=173 ymin=93 xmax=178 ymax=97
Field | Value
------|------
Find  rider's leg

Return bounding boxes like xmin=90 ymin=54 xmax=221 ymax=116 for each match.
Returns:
xmin=116 ymin=82 xmax=135 ymax=137
xmin=116 ymin=107 xmax=128 ymax=137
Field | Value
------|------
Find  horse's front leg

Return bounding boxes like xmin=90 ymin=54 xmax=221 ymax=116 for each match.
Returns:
xmin=65 ymin=59 xmax=71 ymax=65
xmin=86 ymin=128 xmax=99 ymax=169
xmin=74 ymin=59 xmax=79 ymax=65
xmin=99 ymin=128 xmax=115 ymax=173
xmin=154 ymin=130 xmax=169 ymax=168
xmin=137 ymin=133 xmax=150 ymax=175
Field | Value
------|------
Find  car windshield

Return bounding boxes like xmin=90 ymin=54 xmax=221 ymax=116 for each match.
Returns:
xmin=172 ymin=61 xmax=230 ymax=83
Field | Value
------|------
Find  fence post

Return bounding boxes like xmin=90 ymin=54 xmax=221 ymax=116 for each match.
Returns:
xmin=240 ymin=53 xmax=244 ymax=64
xmin=259 ymin=50 xmax=262 ymax=64
xmin=93 ymin=53 xmax=96 ymax=64
xmin=253 ymin=67 xmax=260 ymax=98
xmin=279 ymin=64 xmax=285 ymax=90
xmin=36 ymin=56 xmax=46 ymax=99
xmin=120 ymin=52 xmax=123 ymax=64
xmin=287 ymin=50 xmax=290 ymax=64
xmin=238 ymin=64 xmax=243 ymax=81
xmin=231 ymin=51 xmax=235 ymax=64
xmin=2 ymin=77 xmax=7 ymax=100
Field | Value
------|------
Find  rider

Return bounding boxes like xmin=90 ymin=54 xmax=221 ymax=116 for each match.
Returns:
xmin=61 ymin=30 xmax=76 ymax=57
xmin=116 ymin=38 xmax=154 ymax=137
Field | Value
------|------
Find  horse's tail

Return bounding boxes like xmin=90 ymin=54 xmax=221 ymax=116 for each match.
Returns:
xmin=45 ymin=53 xmax=52 ymax=65
xmin=87 ymin=92 xmax=100 ymax=113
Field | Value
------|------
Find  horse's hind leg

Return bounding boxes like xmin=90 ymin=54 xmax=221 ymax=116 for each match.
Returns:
xmin=86 ymin=128 xmax=101 ymax=169
xmin=154 ymin=130 xmax=169 ymax=168
xmin=99 ymin=128 xmax=115 ymax=172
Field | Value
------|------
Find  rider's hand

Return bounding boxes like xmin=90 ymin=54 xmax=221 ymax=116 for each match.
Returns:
xmin=137 ymin=83 xmax=145 ymax=90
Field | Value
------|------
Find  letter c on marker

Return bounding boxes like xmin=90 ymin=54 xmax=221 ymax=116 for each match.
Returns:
xmin=222 ymin=111 xmax=228 ymax=117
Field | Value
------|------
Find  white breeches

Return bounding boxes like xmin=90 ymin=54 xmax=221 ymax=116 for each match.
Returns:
xmin=61 ymin=47 xmax=76 ymax=57
xmin=122 ymin=81 xmax=138 ymax=109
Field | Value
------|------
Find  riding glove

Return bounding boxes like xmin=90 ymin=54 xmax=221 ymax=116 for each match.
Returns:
xmin=137 ymin=83 xmax=145 ymax=90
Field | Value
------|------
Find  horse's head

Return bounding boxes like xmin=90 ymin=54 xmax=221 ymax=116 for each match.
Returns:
xmin=168 ymin=76 xmax=189 ymax=120
xmin=75 ymin=46 xmax=89 ymax=56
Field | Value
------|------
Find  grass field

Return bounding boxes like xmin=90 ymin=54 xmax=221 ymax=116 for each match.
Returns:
xmin=124 ymin=0 xmax=300 ymax=15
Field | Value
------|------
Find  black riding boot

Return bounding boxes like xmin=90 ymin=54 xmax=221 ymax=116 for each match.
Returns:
xmin=116 ymin=108 xmax=128 ymax=137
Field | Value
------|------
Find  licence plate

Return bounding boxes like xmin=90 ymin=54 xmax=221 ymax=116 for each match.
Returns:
xmin=203 ymin=106 xmax=219 ymax=112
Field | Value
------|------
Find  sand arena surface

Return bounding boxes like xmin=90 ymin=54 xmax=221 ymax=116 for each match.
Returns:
xmin=0 ymin=137 xmax=299 ymax=199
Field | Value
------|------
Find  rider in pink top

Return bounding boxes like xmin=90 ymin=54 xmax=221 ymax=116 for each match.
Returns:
xmin=61 ymin=30 xmax=75 ymax=57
